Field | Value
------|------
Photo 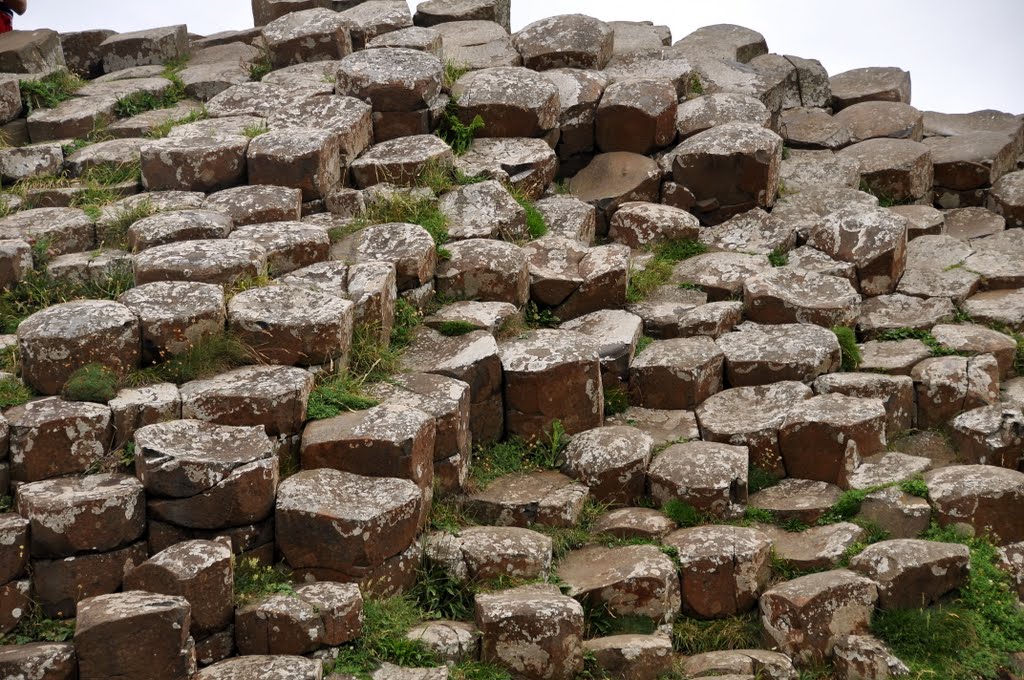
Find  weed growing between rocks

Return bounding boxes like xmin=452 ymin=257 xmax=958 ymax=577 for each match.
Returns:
xmin=603 ymin=385 xmax=629 ymax=416
xmin=748 ymin=465 xmax=780 ymax=493
xmin=627 ymin=238 xmax=708 ymax=302
xmin=242 ymin=121 xmax=269 ymax=138
xmin=436 ymin=320 xmax=478 ymax=337
xmin=672 ymin=611 xmax=763 ymax=655
xmin=112 ymin=59 xmax=188 ymax=118
xmin=233 ymin=558 xmax=295 ymax=606
xmin=0 ymin=375 xmax=32 ymax=408
xmin=19 ymin=70 xmax=85 ymax=112
xmin=583 ymin=599 xmax=659 ymax=638
xmin=98 ymin=197 xmax=155 ymax=249
xmin=436 ymin=104 xmax=484 ymax=156
xmin=147 ymin=105 xmax=210 ymax=138
xmin=832 ymin=326 xmax=862 ymax=371
xmin=662 ymin=498 xmax=709 ymax=528
xmin=874 ymin=327 xmax=970 ymax=357
xmin=61 ymin=363 xmax=119 ymax=403
xmin=449 ymin=661 xmax=512 ymax=680
xmin=0 ymin=600 xmax=76 ymax=645
xmin=872 ymin=523 xmax=1024 ymax=679
xmin=509 ymin=187 xmax=548 ymax=239
xmin=767 ymin=248 xmax=789 ymax=266
xmin=329 ymin=595 xmax=439 ymax=678
xmin=126 ymin=332 xmax=256 ymax=386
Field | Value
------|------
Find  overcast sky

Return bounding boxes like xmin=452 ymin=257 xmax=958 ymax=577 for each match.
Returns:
xmin=19 ymin=0 xmax=1024 ymax=115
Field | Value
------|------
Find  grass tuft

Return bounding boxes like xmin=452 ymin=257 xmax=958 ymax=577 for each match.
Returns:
xmin=672 ymin=612 xmax=763 ymax=655
xmin=233 ymin=558 xmax=295 ymax=606
xmin=126 ymin=333 xmax=255 ymax=387
xmin=61 ymin=363 xmax=118 ymax=403
xmin=99 ymin=197 xmax=155 ymax=249
xmin=662 ymin=499 xmax=707 ymax=528
xmin=832 ymin=326 xmax=862 ymax=371
xmin=748 ymin=466 xmax=780 ymax=494
xmin=306 ymin=372 xmax=380 ymax=420
xmin=768 ymin=248 xmax=789 ymax=267
xmin=0 ymin=601 xmax=76 ymax=644
xmin=875 ymin=327 xmax=968 ymax=357
xmin=20 ymin=71 xmax=85 ymax=113
xmin=0 ymin=376 xmax=32 ymax=409
xmin=148 ymin=106 xmax=209 ymax=139
xmin=242 ymin=121 xmax=269 ymax=138
xmin=603 ymin=386 xmax=629 ymax=416
xmin=627 ymin=239 xmax=708 ymax=302
xmin=329 ymin=595 xmax=438 ymax=677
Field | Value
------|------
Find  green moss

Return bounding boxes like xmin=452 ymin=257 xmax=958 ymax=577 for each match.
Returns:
xmin=627 ymin=239 xmax=708 ymax=302
xmin=832 ymin=326 xmax=862 ymax=371
xmin=437 ymin=320 xmax=478 ymax=337
xmin=768 ymin=248 xmax=789 ymax=266
xmin=61 ymin=363 xmax=118 ymax=403
xmin=662 ymin=499 xmax=706 ymax=528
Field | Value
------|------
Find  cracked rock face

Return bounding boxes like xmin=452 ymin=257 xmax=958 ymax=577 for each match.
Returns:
xmin=925 ymin=464 xmax=1024 ymax=545
xmin=848 ymin=538 xmax=970 ymax=609
xmin=557 ymin=543 xmax=681 ymax=620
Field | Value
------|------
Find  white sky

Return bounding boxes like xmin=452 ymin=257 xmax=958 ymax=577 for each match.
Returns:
xmin=19 ymin=0 xmax=1024 ymax=115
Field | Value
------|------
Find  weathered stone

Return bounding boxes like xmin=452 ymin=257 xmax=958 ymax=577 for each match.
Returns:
xmin=848 ymin=451 xmax=931 ymax=491
xmin=336 ymin=0 xmax=413 ymax=50
xmin=778 ymin=107 xmax=851 ymax=150
xmin=100 ymin=25 xmax=188 ymax=72
xmin=134 ymin=238 xmax=267 ymax=286
xmin=535 ymin=195 xmax=596 ymax=244
xmin=748 ymin=478 xmax=842 ymax=525
xmin=698 ymin=207 xmax=796 ymax=256
xmin=17 ymin=472 xmax=143 ymax=559
xmin=608 ymin=202 xmax=699 ymax=249
xmin=557 ymin=544 xmax=680 ymax=620
xmin=670 ymin=122 xmax=782 ymax=224
xmin=569 ymin=152 xmax=660 ymax=228
xmin=6 ymin=397 xmax=110 ymax=484
xmin=415 ymin=0 xmax=510 ymax=31
xmin=453 ymin=526 xmax=553 ymax=581
xmin=648 ymin=441 xmax=748 ymax=519
xmin=829 ymin=67 xmax=911 ymax=110
xmin=859 ymin=486 xmax=931 ymax=540
xmin=141 ymin=130 xmax=249 ymax=193
xmin=180 ymin=364 xmax=314 ymax=436
xmin=596 ymin=78 xmax=676 ymax=155
xmin=194 ymin=655 xmax=322 ymax=680
xmin=452 ymin=67 xmax=559 ymax=138
xmin=561 ymin=425 xmax=653 ymax=505
xmin=840 ymin=138 xmax=933 ymax=202
xmin=276 ymin=468 xmax=421 ymax=579
xmin=0 ymin=142 xmax=61 ymax=183
xmin=235 ymin=593 xmax=323 ymax=655
xmin=681 ymin=649 xmax=796 ymax=680
xmin=76 ymin=591 xmax=194 ymax=680
xmin=0 ymin=513 xmax=28 ymax=586
xmin=780 ymin=149 xmax=861 ymax=193
xmin=759 ymin=569 xmax=878 ymax=663
xmin=716 ymin=323 xmax=841 ymax=388
xmin=988 ymin=169 xmax=1024 ymax=228
xmin=436 ymin=238 xmax=529 ymax=305
xmin=261 ymin=8 xmax=352 ymax=67
xmin=760 ymin=522 xmax=866 ymax=572
xmin=0 ymin=641 xmax=78 ymax=680
xmin=676 ymin=93 xmax=770 ymax=140
xmin=467 ymin=470 xmax=589 ymax=529
xmin=246 ymin=129 xmax=344 ymax=202
xmin=513 ymin=14 xmax=612 ymax=70
xmin=334 ymin=222 xmax=435 ymax=290
xmin=367 ymin=26 xmax=444 ymax=56
xmin=125 ymin=209 xmax=232 ymax=253
xmin=561 ymin=309 xmax=642 ymax=388
xmin=744 ymin=268 xmax=860 ymax=328
xmin=592 ymin=507 xmax=677 ymax=542
xmin=629 ymin=337 xmax=724 ymax=410
xmin=933 ymin=323 xmax=1019 ymax=379
xmin=16 ymin=300 xmax=139 ymax=395
xmin=945 ymin=206 xmax=1005 ymax=241
xmin=400 ymin=328 xmax=503 ymax=444
xmin=671 ymin=252 xmax=772 ymax=302
xmin=124 ymin=539 xmax=233 ymax=637
xmin=925 ymin=465 xmax=1024 ymax=544
xmin=0 ymin=29 xmax=66 ymax=73
xmin=295 ymin=581 xmax=363 ymax=645
xmin=499 ymin=329 xmax=603 ymax=439
xmin=475 ymin=584 xmax=584 ymax=680
xmin=807 ymin=205 xmax=908 ymax=297
xmin=457 ymin=137 xmax=558 ymax=200
xmin=0 ymin=207 xmax=95 ymax=256
xmin=849 ymin=538 xmax=970 ymax=609
xmin=814 ymin=373 xmax=915 ymax=439
xmin=424 ymin=300 xmax=519 ymax=336
xmin=583 ymin=634 xmax=673 ymax=680
xmin=949 ymin=405 xmax=1024 ymax=469
xmin=119 ymin=281 xmax=225 ymax=364
xmin=857 ymin=338 xmax=931 ymax=376
xmin=963 ymin=288 xmax=1024 ymax=331
xmin=665 ymin=525 xmax=772 ymax=619
xmin=832 ymin=634 xmax=909 ymax=680
xmin=696 ymin=381 xmax=812 ymax=475
xmin=434 ymin=20 xmax=519 ymax=70
xmin=911 ymin=354 xmax=1000 ymax=429
xmin=440 ymin=180 xmax=526 ymax=241
xmin=350 ymin=134 xmax=455 ymax=188
xmin=601 ymin=48 xmax=695 ymax=99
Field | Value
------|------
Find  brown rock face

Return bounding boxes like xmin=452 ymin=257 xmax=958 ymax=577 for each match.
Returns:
xmin=560 ymin=425 xmax=653 ymax=505
xmin=849 ymin=539 xmax=970 ymax=609
xmin=513 ymin=14 xmax=613 ymax=70
xmin=557 ymin=544 xmax=681 ymax=620
xmin=759 ymin=569 xmax=878 ymax=663
xmin=276 ymin=468 xmax=422 ymax=579
xmin=75 ymin=590 xmax=195 ymax=680
xmin=475 ymin=583 xmax=585 ymax=680
xmin=925 ymin=465 xmax=1024 ymax=545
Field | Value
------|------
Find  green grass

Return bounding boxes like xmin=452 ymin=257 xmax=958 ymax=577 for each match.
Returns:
xmin=306 ymin=301 xmax=421 ymax=420
xmin=511 ymin=189 xmax=548 ymax=240
xmin=415 ymin=159 xmax=486 ymax=195
xmin=539 ymin=496 xmax=605 ymax=559
xmin=436 ymin=320 xmax=478 ymax=337
xmin=126 ymin=333 xmax=255 ymax=387
xmin=0 ymin=601 xmax=76 ymax=643
xmin=442 ymin=59 xmax=470 ymax=90
xmin=469 ymin=421 xmax=569 ymax=490
xmin=0 ymin=376 xmax=32 ymax=409
xmin=148 ymin=106 xmax=209 ymax=139
xmin=0 ymin=259 xmax=135 ymax=334
xmin=20 ymin=70 xmax=86 ymax=113
xmin=767 ymin=248 xmax=789 ymax=267
xmin=635 ymin=336 xmax=653 ymax=355
xmin=243 ymin=121 xmax=270 ymax=138
xmin=672 ymin=612 xmax=763 ymax=655
xmin=356 ymin=192 xmax=450 ymax=258
xmin=875 ymin=327 xmax=969 ymax=357
xmin=409 ymin=560 xmax=475 ymax=622
xmin=743 ymin=507 xmax=777 ymax=524
xmin=450 ymin=662 xmax=512 ymax=680
xmin=329 ymin=595 xmax=438 ymax=678
xmin=603 ymin=386 xmax=629 ymax=416
xmin=832 ymin=326 xmax=862 ymax=371
xmin=662 ymin=499 xmax=708 ymax=528
xmin=245 ymin=45 xmax=274 ymax=82
xmin=899 ymin=477 xmax=929 ymax=498
xmin=583 ymin=599 xmax=659 ymax=638
xmin=627 ymin=239 xmax=708 ymax=302
xmin=436 ymin=106 xmax=484 ymax=156
xmin=872 ymin=524 xmax=1024 ymax=679
xmin=687 ymin=73 xmax=704 ymax=96
xmin=233 ymin=558 xmax=295 ymax=606
xmin=61 ymin=363 xmax=118 ymax=403
xmin=112 ymin=61 xmax=188 ymax=119
xmin=99 ymin=197 xmax=155 ymax=249
xmin=748 ymin=466 xmax=780 ymax=494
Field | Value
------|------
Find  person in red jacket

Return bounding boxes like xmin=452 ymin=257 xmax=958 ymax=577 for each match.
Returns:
xmin=0 ymin=0 xmax=26 ymax=34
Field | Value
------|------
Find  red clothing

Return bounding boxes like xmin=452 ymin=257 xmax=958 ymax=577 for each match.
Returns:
xmin=0 ymin=11 xmax=11 ymax=33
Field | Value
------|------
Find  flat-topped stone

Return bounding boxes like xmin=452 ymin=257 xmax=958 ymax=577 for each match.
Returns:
xmin=829 ymin=66 xmax=911 ymax=110
xmin=715 ymin=323 xmax=841 ymax=387
xmin=452 ymin=66 xmax=559 ymax=138
xmin=180 ymin=364 xmax=314 ymax=436
xmin=513 ymin=14 xmax=613 ymax=70
xmin=134 ymin=238 xmax=267 ymax=286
